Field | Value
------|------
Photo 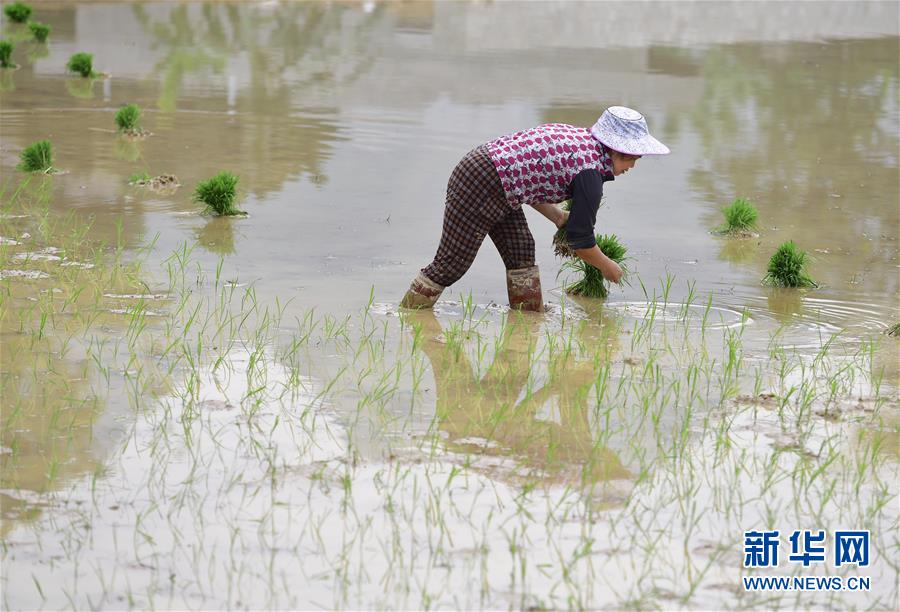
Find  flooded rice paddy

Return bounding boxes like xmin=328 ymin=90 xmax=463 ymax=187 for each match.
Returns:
xmin=1 ymin=2 xmax=898 ymax=609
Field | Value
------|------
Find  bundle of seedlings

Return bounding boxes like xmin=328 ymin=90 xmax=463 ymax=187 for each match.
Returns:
xmin=28 ymin=22 xmax=50 ymax=43
xmin=717 ymin=197 xmax=759 ymax=236
xmin=193 ymin=171 xmax=244 ymax=216
xmin=762 ymin=240 xmax=817 ymax=288
xmin=3 ymin=2 xmax=31 ymax=23
xmin=66 ymin=52 xmax=95 ymax=78
xmin=563 ymin=233 xmax=628 ymax=299
xmin=0 ymin=41 xmax=14 ymax=69
xmin=17 ymin=140 xmax=54 ymax=173
xmin=552 ymin=199 xmax=574 ymax=257
xmin=115 ymin=104 xmax=148 ymax=138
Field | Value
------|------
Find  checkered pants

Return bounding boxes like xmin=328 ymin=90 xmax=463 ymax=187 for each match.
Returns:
xmin=422 ymin=145 xmax=535 ymax=287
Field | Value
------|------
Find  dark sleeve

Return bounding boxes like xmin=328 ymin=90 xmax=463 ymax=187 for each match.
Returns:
xmin=566 ymin=169 xmax=604 ymax=250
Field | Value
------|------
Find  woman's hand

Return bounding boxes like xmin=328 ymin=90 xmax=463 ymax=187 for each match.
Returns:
xmin=529 ymin=202 xmax=569 ymax=229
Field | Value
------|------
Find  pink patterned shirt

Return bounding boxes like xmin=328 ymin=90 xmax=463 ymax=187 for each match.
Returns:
xmin=485 ymin=123 xmax=614 ymax=209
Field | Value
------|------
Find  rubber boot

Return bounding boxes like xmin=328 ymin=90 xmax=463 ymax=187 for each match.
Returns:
xmin=400 ymin=271 xmax=444 ymax=309
xmin=506 ymin=265 xmax=543 ymax=312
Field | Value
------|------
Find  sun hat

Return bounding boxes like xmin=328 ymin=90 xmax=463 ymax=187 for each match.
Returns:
xmin=590 ymin=106 xmax=670 ymax=155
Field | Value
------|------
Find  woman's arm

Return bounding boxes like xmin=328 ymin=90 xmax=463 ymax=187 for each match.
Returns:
xmin=574 ymin=245 xmax=623 ymax=283
xmin=529 ymin=202 xmax=568 ymax=228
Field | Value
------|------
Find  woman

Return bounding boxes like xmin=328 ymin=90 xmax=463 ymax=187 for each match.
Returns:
xmin=400 ymin=106 xmax=670 ymax=311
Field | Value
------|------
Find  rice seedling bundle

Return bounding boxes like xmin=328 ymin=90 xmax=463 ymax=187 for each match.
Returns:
xmin=564 ymin=233 xmax=627 ymax=299
xmin=193 ymin=171 xmax=243 ymax=216
xmin=17 ymin=140 xmax=53 ymax=173
xmin=28 ymin=22 xmax=50 ymax=43
xmin=0 ymin=41 xmax=14 ymax=68
xmin=719 ymin=197 xmax=758 ymax=235
xmin=3 ymin=2 xmax=31 ymax=23
xmin=115 ymin=104 xmax=142 ymax=133
xmin=762 ymin=240 xmax=817 ymax=288
xmin=67 ymin=52 xmax=94 ymax=78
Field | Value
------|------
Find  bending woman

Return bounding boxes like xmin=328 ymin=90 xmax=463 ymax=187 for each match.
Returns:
xmin=401 ymin=106 xmax=670 ymax=311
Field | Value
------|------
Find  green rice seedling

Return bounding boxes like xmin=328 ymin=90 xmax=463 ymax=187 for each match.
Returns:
xmin=193 ymin=171 xmax=244 ymax=216
xmin=128 ymin=172 xmax=151 ymax=184
xmin=0 ymin=41 xmax=14 ymax=68
xmin=115 ymin=104 xmax=142 ymax=133
xmin=17 ymin=140 xmax=53 ymax=173
xmin=28 ymin=22 xmax=51 ymax=43
xmin=762 ymin=240 xmax=817 ymax=288
xmin=66 ymin=52 xmax=95 ymax=78
xmin=564 ymin=233 xmax=627 ymax=299
xmin=3 ymin=2 xmax=31 ymax=23
xmin=718 ymin=197 xmax=758 ymax=235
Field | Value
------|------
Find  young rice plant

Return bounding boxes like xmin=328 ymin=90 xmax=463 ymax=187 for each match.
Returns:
xmin=193 ymin=171 xmax=243 ymax=216
xmin=564 ymin=233 xmax=628 ymax=299
xmin=762 ymin=240 xmax=817 ymax=288
xmin=18 ymin=140 xmax=53 ymax=173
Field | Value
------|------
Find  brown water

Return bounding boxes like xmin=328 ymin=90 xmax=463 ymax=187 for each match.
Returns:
xmin=1 ymin=2 xmax=899 ymax=609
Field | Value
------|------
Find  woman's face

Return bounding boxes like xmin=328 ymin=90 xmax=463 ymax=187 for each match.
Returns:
xmin=611 ymin=152 xmax=642 ymax=176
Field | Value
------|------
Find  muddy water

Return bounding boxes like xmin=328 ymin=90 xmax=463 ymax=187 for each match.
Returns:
xmin=1 ymin=2 xmax=899 ymax=609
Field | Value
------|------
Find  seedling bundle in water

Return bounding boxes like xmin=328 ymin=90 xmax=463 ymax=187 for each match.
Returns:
xmin=67 ymin=52 xmax=95 ymax=78
xmin=3 ymin=2 xmax=31 ymax=23
xmin=115 ymin=104 xmax=147 ymax=137
xmin=0 ymin=41 xmax=14 ymax=68
xmin=194 ymin=171 xmax=244 ymax=216
xmin=718 ymin=197 xmax=759 ymax=235
xmin=552 ymin=199 xmax=573 ymax=257
xmin=18 ymin=140 xmax=53 ymax=173
xmin=564 ymin=233 xmax=628 ymax=299
xmin=29 ymin=22 xmax=51 ymax=43
xmin=762 ymin=240 xmax=817 ymax=288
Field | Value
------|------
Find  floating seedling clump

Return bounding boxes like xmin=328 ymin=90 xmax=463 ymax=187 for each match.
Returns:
xmin=17 ymin=140 xmax=53 ymax=173
xmin=718 ymin=197 xmax=759 ymax=236
xmin=3 ymin=2 xmax=31 ymax=23
xmin=762 ymin=240 xmax=817 ymax=288
xmin=0 ymin=41 xmax=14 ymax=69
xmin=28 ymin=22 xmax=50 ymax=43
xmin=66 ymin=52 xmax=95 ymax=78
xmin=115 ymin=104 xmax=148 ymax=138
xmin=564 ymin=233 xmax=628 ymax=299
xmin=193 ymin=172 xmax=243 ymax=216
xmin=887 ymin=323 xmax=900 ymax=337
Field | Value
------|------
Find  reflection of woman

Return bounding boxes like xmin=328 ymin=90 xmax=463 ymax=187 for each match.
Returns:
xmin=406 ymin=310 xmax=629 ymax=485
xmin=401 ymin=106 xmax=669 ymax=312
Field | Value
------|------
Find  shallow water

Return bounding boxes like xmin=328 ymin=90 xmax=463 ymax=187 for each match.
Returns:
xmin=1 ymin=2 xmax=899 ymax=609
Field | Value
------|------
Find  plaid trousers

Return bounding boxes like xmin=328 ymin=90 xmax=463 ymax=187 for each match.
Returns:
xmin=422 ymin=145 xmax=535 ymax=288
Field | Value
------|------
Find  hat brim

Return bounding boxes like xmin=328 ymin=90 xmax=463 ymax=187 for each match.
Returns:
xmin=590 ymin=127 xmax=670 ymax=155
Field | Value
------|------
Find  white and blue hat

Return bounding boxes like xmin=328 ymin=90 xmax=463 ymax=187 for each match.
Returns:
xmin=590 ymin=106 xmax=670 ymax=155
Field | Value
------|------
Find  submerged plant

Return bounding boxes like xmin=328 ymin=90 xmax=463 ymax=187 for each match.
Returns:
xmin=564 ymin=233 xmax=628 ymax=299
xmin=66 ymin=52 xmax=95 ymax=78
xmin=3 ymin=2 xmax=31 ymax=23
xmin=0 ymin=41 xmax=14 ymax=68
xmin=28 ymin=21 xmax=50 ymax=43
xmin=887 ymin=323 xmax=900 ymax=337
xmin=193 ymin=171 xmax=243 ymax=216
xmin=718 ymin=197 xmax=758 ymax=235
xmin=128 ymin=171 xmax=152 ymax=184
xmin=17 ymin=140 xmax=53 ymax=173
xmin=115 ymin=104 xmax=142 ymax=133
xmin=762 ymin=241 xmax=817 ymax=288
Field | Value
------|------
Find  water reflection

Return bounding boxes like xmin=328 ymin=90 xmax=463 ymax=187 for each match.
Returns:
xmin=195 ymin=216 xmax=235 ymax=256
xmin=407 ymin=310 xmax=630 ymax=487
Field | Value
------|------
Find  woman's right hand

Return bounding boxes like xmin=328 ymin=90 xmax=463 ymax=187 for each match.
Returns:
xmin=600 ymin=259 xmax=623 ymax=284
